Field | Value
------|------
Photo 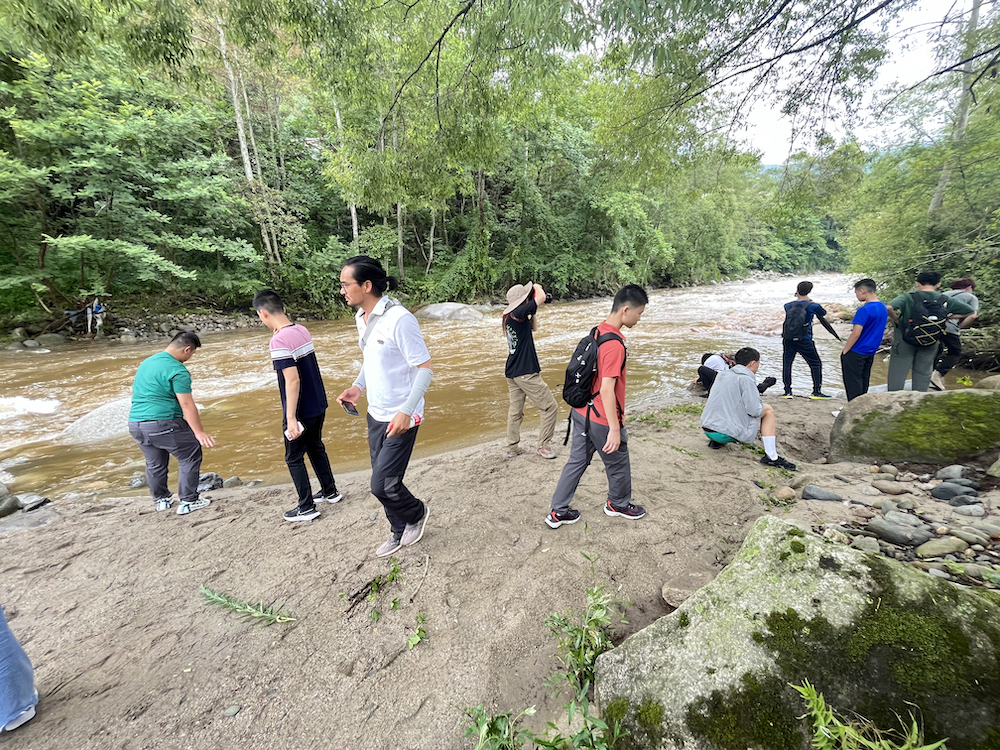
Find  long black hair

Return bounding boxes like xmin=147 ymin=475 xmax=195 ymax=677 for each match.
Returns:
xmin=344 ymin=255 xmax=398 ymax=297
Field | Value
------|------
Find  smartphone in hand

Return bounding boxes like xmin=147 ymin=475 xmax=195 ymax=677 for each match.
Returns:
xmin=342 ymin=401 xmax=359 ymax=416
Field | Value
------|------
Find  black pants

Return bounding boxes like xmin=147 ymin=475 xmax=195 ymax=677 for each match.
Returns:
xmin=934 ymin=331 xmax=962 ymax=376
xmin=697 ymin=366 xmax=720 ymax=392
xmin=782 ymin=339 xmax=823 ymax=394
xmin=284 ymin=410 xmax=338 ymax=511
xmin=840 ymin=350 xmax=874 ymax=402
xmin=367 ymin=414 xmax=425 ymax=536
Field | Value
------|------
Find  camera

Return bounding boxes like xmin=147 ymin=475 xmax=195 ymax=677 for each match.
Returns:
xmin=544 ymin=293 xmax=553 ymax=304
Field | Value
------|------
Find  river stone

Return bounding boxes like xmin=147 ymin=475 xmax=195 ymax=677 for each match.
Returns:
xmin=22 ymin=339 xmax=40 ymax=348
xmin=0 ymin=481 xmax=8 ymax=501
xmin=59 ymin=398 xmax=132 ymax=442
xmin=936 ymin=465 xmax=969 ymax=480
xmin=878 ymin=464 xmax=899 ymax=476
xmin=660 ymin=569 xmax=718 ymax=610
xmin=883 ymin=510 xmax=926 ymax=529
xmin=6 ymin=341 xmax=25 ymax=350
xmin=945 ymin=477 xmax=980 ymax=490
xmin=871 ymin=473 xmax=896 ymax=482
xmin=872 ymin=480 xmax=906 ymax=495
xmin=851 ymin=535 xmax=881 ymax=554
xmin=35 ymin=333 xmax=66 ymax=347
xmin=121 ymin=334 xmax=138 ymax=344
xmin=198 ymin=472 xmax=224 ymax=492
xmin=829 ymin=390 xmax=1000 ymax=464
xmin=897 ymin=499 xmax=914 ymax=510
xmin=413 ymin=302 xmax=484 ymax=321
xmin=594 ymin=516 xmax=1000 ymax=748
xmin=11 ymin=327 xmax=27 ymax=340
xmin=223 ymin=476 xmax=243 ymax=488
xmin=954 ymin=504 xmax=986 ymax=517
xmin=915 ymin=537 xmax=968 ymax=558
xmin=948 ymin=495 xmax=982 ymax=507
xmin=859 ymin=485 xmax=881 ymax=496
xmin=774 ymin=486 xmax=796 ymax=502
xmin=128 ymin=475 xmax=146 ymax=489
xmin=974 ymin=374 xmax=1000 ymax=390
xmin=0 ymin=507 xmax=59 ymax=534
xmin=867 ymin=517 xmax=933 ymax=546
xmin=989 ymin=458 xmax=1000 ymax=478
xmin=952 ymin=528 xmax=990 ymax=546
xmin=801 ymin=485 xmax=843 ymax=502
xmin=932 ymin=483 xmax=977 ymax=500
xmin=0 ymin=495 xmax=19 ymax=519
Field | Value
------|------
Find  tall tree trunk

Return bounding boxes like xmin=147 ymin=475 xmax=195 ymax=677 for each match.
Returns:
xmin=216 ymin=14 xmax=278 ymax=265
xmin=333 ymin=95 xmax=359 ymax=240
xmin=397 ymin=202 xmax=405 ymax=281
xmin=426 ymin=208 xmax=435 ymax=275
xmin=929 ymin=0 xmax=982 ymax=214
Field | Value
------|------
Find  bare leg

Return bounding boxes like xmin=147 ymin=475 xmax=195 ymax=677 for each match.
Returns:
xmin=760 ymin=403 xmax=776 ymax=437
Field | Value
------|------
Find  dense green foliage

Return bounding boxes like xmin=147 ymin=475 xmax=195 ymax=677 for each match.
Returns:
xmin=1 ymin=0 xmax=997 ymax=326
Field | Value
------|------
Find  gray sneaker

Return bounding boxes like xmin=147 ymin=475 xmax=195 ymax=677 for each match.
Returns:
xmin=400 ymin=506 xmax=429 ymax=547
xmin=375 ymin=534 xmax=403 ymax=557
xmin=177 ymin=497 xmax=211 ymax=515
xmin=155 ymin=497 xmax=173 ymax=512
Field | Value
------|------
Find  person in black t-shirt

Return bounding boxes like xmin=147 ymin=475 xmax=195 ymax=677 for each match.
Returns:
xmin=503 ymin=282 xmax=559 ymax=459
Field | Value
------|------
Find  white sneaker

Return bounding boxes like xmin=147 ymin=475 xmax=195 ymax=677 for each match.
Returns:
xmin=155 ymin=498 xmax=173 ymax=512
xmin=930 ymin=371 xmax=946 ymax=391
xmin=3 ymin=705 xmax=35 ymax=732
xmin=177 ymin=497 xmax=211 ymax=515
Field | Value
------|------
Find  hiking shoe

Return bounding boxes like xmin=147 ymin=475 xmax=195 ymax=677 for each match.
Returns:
xmin=155 ymin=497 xmax=173 ymax=512
xmin=760 ymin=455 xmax=797 ymax=471
xmin=283 ymin=505 xmax=319 ymax=522
xmin=375 ymin=534 xmax=403 ymax=557
xmin=401 ymin=506 xmax=429 ymax=547
xmin=537 ymin=446 xmax=557 ymax=459
xmin=810 ymin=392 xmax=833 ymax=400
xmin=177 ymin=497 xmax=211 ymax=515
xmin=506 ymin=444 xmax=522 ymax=459
xmin=707 ymin=440 xmax=725 ymax=450
xmin=545 ymin=508 xmax=581 ymax=529
xmin=313 ymin=490 xmax=343 ymax=504
xmin=930 ymin=371 xmax=946 ymax=391
xmin=604 ymin=500 xmax=646 ymax=520
xmin=781 ymin=392 xmax=793 ymax=399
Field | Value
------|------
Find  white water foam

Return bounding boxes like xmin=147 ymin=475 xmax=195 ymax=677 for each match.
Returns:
xmin=0 ymin=396 xmax=61 ymax=421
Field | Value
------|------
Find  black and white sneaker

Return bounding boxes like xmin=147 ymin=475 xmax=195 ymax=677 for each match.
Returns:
xmin=760 ymin=455 xmax=797 ymax=471
xmin=312 ymin=490 xmax=343 ymax=504
xmin=283 ymin=505 xmax=320 ymax=522
xmin=545 ymin=508 xmax=581 ymax=529
xmin=604 ymin=501 xmax=646 ymax=520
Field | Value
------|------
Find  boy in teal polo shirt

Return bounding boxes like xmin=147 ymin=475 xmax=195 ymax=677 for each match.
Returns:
xmin=128 ymin=332 xmax=216 ymax=514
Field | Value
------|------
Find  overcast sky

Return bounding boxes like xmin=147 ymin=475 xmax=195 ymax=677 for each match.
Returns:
xmin=744 ymin=1 xmax=953 ymax=163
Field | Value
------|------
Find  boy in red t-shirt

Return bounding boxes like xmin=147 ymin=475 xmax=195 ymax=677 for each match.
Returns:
xmin=547 ymin=285 xmax=649 ymax=528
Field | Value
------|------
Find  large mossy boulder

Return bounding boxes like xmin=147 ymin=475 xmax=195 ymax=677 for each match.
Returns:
xmin=974 ymin=374 xmax=1000 ymax=390
xmin=828 ymin=389 xmax=1000 ymax=464
xmin=595 ymin=516 xmax=1000 ymax=750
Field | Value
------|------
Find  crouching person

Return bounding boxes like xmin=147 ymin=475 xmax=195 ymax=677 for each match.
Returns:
xmin=699 ymin=347 xmax=796 ymax=471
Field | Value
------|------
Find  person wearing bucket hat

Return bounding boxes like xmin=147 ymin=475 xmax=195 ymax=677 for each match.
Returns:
xmin=503 ymin=282 xmax=559 ymax=459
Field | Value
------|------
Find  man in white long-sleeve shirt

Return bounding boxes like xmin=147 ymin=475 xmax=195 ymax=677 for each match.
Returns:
xmin=336 ymin=255 xmax=434 ymax=558
xmin=700 ymin=347 xmax=796 ymax=471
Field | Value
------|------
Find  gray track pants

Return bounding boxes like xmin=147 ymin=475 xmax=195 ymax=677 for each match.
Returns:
xmin=551 ymin=410 xmax=632 ymax=512
xmin=128 ymin=418 xmax=203 ymax=503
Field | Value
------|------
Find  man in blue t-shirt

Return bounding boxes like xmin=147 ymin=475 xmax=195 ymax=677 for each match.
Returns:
xmin=781 ymin=280 xmax=841 ymax=399
xmin=840 ymin=278 xmax=888 ymax=401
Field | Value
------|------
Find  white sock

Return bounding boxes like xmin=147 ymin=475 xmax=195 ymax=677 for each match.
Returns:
xmin=763 ymin=436 xmax=778 ymax=460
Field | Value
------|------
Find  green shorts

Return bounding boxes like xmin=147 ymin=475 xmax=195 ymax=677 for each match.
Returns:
xmin=703 ymin=430 xmax=739 ymax=445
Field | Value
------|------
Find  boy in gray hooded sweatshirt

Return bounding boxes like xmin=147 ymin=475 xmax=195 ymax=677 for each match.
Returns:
xmin=700 ymin=347 xmax=796 ymax=471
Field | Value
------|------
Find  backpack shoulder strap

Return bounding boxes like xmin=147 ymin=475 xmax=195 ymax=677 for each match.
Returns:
xmin=595 ymin=331 xmax=627 ymax=373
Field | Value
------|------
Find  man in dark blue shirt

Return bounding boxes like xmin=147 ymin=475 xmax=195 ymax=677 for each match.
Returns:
xmin=840 ymin=278 xmax=888 ymax=401
xmin=781 ymin=280 xmax=841 ymax=399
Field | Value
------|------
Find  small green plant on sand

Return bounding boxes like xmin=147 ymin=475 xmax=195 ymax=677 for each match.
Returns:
xmin=670 ymin=445 xmax=700 ymax=457
xmin=200 ymin=585 xmax=296 ymax=625
xmin=463 ymin=705 xmax=537 ymax=750
xmin=545 ymin=586 xmax=619 ymax=693
xmin=408 ymin=613 xmax=428 ymax=649
xmin=956 ymin=375 xmax=973 ymax=386
xmin=793 ymin=680 xmax=947 ymax=750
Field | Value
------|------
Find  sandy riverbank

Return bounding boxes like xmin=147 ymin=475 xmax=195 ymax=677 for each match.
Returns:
xmin=0 ymin=393 xmax=932 ymax=750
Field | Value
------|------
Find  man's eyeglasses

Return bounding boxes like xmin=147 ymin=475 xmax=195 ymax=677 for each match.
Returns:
xmin=339 ymin=280 xmax=360 ymax=290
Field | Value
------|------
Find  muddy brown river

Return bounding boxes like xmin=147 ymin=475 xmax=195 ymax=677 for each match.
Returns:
xmin=0 ymin=274 xmax=985 ymax=500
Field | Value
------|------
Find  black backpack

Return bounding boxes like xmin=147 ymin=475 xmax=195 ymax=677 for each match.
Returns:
xmin=562 ymin=327 xmax=626 ymax=408
xmin=782 ymin=301 xmax=810 ymax=341
xmin=902 ymin=292 xmax=948 ymax=347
